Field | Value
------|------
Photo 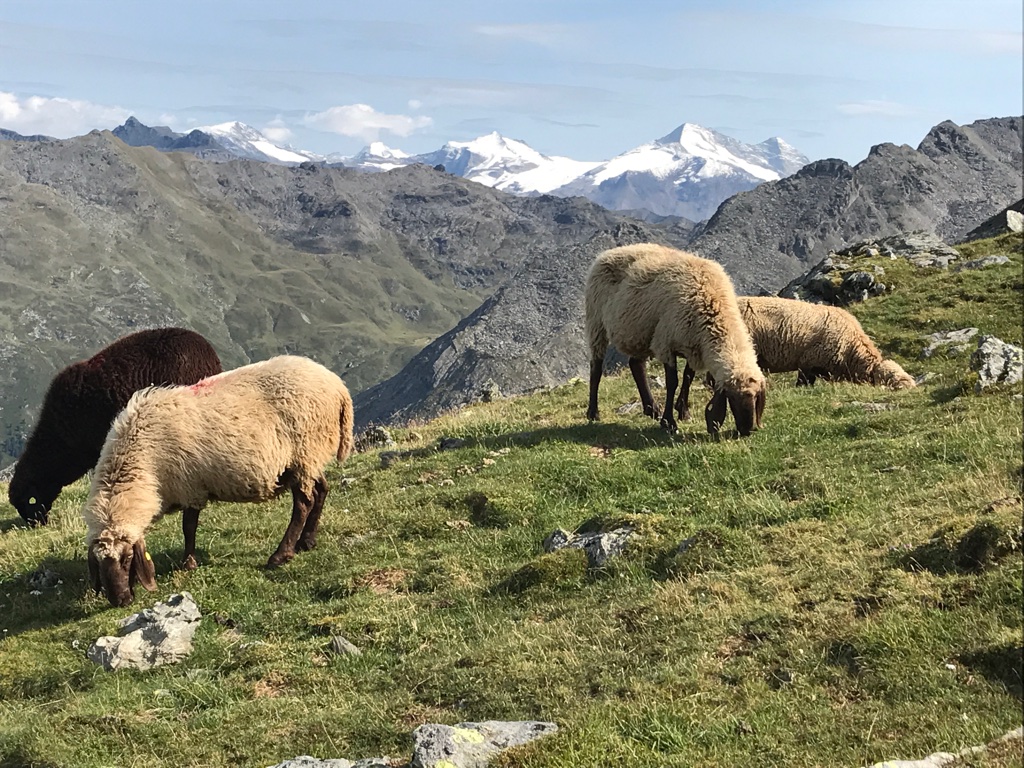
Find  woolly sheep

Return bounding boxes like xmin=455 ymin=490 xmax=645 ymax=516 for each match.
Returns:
xmin=82 ymin=355 xmax=355 ymax=607
xmin=585 ymin=243 xmax=766 ymax=437
xmin=675 ymin=296 xmax=916 ymax=420
xmin=9 ymin=328 xmax=222 ymax=526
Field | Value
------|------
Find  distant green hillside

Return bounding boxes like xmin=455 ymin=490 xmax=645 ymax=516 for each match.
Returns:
xmin=0 ymin=234 xmax=1020 ymax=767
xmin=0 ymin=132 xmax=676 ymax=467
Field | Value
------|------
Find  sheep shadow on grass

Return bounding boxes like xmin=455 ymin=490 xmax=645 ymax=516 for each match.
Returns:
xmin=0 ymin=544 xmax=209 ymax=637
xmin=0 ymin=555 xmax=94 ymax=637
xmin=0 ymin=513 xmax=30 ymax=533
xmin=468 ymin=419 xmax=721 ymax=455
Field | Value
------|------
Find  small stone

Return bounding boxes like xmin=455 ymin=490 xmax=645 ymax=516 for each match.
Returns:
xmin=329 ymin=636 xmax=362 ymax=656
xmin=920 ymin=328 xmax=979 ymax=359
xmin=543 ymin=526 xmax=636 ymax=568
xmin=355 ymin=426 xmax=395 ymax=452
xmin=26 ymin=567 xmax=61 ymax=591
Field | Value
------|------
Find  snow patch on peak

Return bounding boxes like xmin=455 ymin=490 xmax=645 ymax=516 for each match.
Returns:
xmin=195 ymin=121 xmax=321 ymax=164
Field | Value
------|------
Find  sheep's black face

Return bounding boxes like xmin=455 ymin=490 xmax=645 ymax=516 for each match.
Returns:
xmin=8 ymin=482 xmax=53 ymax=527
xmin=88 ymin=538 xmax=158 ymax=608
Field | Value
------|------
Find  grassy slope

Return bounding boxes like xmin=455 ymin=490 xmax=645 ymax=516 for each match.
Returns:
xmin=0 ymin=235 xmax=1020 ymax=768
xmin=0 ymin=139 xmax=486 ymax=465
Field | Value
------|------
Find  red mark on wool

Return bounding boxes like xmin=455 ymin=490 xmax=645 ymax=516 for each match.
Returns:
xmin=189 ymin=378 xmax=216 ymax=394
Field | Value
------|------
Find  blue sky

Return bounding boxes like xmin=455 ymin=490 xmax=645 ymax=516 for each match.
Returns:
xmin=0 ymin=0 xmax=1020 ymax=163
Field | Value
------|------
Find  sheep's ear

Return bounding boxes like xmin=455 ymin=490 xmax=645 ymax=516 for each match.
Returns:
xmin=87 ymin=546 xmax=102 ymax=594
xmin=755 ymin=383 xmax=766 ymax=429
xmin=130 ymin=539 xmax=158 ymax=592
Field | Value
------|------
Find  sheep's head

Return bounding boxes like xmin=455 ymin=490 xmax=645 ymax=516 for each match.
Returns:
xmin=873 ymin=359 xmax=916 ymax=390
xmin=706 ymin=375 xmax=766 ymax=438
xmin=87 ymin=534 xmax=157 ymax=607
xmin=8 ymin=472 xmax=57 ymax=527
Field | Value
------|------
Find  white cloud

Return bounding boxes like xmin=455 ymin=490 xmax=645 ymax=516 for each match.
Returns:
xmin=262 ymin=117 xmax=293 ymax=144
xmin=837 ymin=100 xmax=916 ymax=117
xmin=303 ymin=103 xmax=431 ymax=142
xmin=0 ymin=91 xmax=129 ymax=137
xmin=474 ymin=23 xmax=574 ymax=48
xmin=407 ymin=99 xmax=423 ymax=110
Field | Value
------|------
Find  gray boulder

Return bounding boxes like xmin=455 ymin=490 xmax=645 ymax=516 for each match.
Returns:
xmin=962 ymin=198 xmax=1024 ymax=241
xmin=971 ymin=336 xmax=1024 ymax=393
xmin=920 ymin=328 xmax=979 ymax=359
xmin=268 ymin=759 xmax=393 ymax=768
xmin=952 ymin=255 xmax=1011 ymax=272
xmin=268 ymin=758 xmax=393 ymax=768
xmin=411 ymin=720 xmax=558 ymax=768
xmin=87 ymin=592 xmax=201 ymax=671
xmin=543 ymin=526 xmax=636 ymax=568
xmin=863 ymin=725 xmax=1023 ymax=768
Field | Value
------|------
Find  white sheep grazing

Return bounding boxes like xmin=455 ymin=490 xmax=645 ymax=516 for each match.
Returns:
xmin=585 ymin=243 xmax=766 ymax=437
xmin=82 ymin=355 xmax=355 ymax=607
xmin=676 ymin=296 xmax=916 ymax=420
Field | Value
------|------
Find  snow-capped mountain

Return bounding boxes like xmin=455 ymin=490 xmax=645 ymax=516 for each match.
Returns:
xmin=408 ymin=132 xmax=599 ymax=195
xmin=194 ymin=122 xmax=324 ymax=164
xmin=342 ymin=125 xmax=806 ymax=221
xmin=549 ymin=124 xmax=809 ymax=221
xmin=102 ymin=117 xmax=807 ymax=221
xmin=345 ymin=142 xmax=413 ymax=172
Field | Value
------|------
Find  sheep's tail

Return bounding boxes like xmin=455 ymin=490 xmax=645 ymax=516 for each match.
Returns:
xmin=337 ymin=389 xmax=355 ymax=463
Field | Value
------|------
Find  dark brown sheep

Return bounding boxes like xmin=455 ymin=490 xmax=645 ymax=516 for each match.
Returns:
xmin=8 ymin=327 xmax=222 ymax=526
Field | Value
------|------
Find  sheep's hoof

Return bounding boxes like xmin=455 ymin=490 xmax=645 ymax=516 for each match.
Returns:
xmin=181 ymin=554 xmax=198 ymax=571
xmin=265 ymin=553 xmax=294 ymax=569
xmin=586 ymin=411 xmax=599 ymax=422
xmin=659 ymin=417 xmax=678 ymax=434
xmin=643 ymin=404 xmax=662 ymax=419
xmin=297 ymin=538 xmax=317 ymax=552
xmin=677 ymin=409 xmax=692 ymax=422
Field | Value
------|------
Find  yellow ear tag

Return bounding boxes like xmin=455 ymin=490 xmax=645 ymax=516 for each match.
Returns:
xmin=145 ymin=552 xmax=152 ymax=561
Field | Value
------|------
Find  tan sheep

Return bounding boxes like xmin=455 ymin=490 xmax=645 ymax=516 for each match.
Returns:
xmin=82 ymin=355 xmax=355 ymax=607
xmin=676 ymin=296 xmax=916 ymax=420
xmin=585 ymin=243 xmax=766 ymax=437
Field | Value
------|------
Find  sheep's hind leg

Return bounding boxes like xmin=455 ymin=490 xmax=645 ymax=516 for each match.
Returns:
xmin=629 ymin=357 xmax=661 ymax=419
xmin=182 ymin=507 xmax=200 ymax=571
xmin=796 ymin=369 xmax=817 ymax=386
xmin=297 ymin=477 xmax=329 ymax=552
xmin=267 ymin=487 xmax=313 ymax=568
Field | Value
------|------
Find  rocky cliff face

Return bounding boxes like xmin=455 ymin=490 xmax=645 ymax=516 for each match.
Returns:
xmin=688 ymin=116 xmax=1023 ymax=293
xmin=354 ymin=222 xmax=660 ymax=427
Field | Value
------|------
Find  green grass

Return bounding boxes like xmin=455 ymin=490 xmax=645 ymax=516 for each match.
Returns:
xmin=0 ymin=236 xmax=1021 ymax=768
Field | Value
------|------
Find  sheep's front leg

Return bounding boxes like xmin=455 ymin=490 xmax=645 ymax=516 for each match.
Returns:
xmin=586 ymin=357 xmax=604 ymax=421
xmin=267 ymin=488 xmax=313 ymax=568
xmin=297 ymin=477 xmax=329 ymax=552
xmin=676 ymin=364 xmax=696 ymax=421
xmin=182 ymin=507 xmax=200 ymax=571
xmin=660 ymin=360 xmax=679 ymax=434
xmin=628 ymin=357 xmax=661 ymax=419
